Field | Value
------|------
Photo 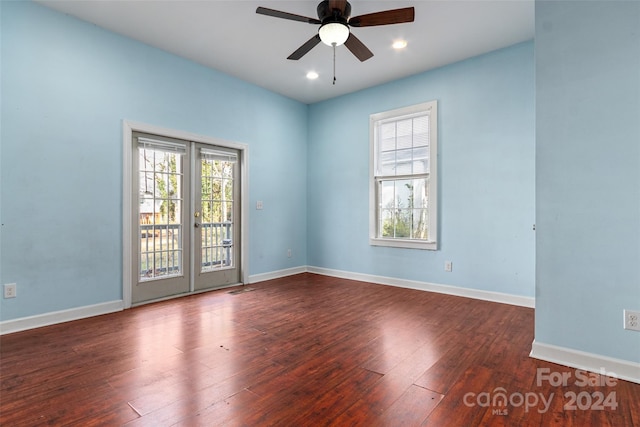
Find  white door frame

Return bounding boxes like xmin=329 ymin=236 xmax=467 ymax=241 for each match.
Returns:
xmin=122 ymin=120 xmax=249 ymax=309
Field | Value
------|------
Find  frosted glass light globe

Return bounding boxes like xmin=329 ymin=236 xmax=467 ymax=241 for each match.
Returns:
xmin=319 ymin=23 xmax=349 ymax=46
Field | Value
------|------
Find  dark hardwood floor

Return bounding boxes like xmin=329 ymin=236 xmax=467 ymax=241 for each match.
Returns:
xmin=1 ymin=273 xmax=638 ymax=426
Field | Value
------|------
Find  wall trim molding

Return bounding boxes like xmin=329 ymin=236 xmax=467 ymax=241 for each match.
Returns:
xmin=248 ymin=266 xmax=308 ymax=284
xmin=530 ymin=340 xmax=640 ymax=385
xmin=0 ymin=266 xmax=534 ymax=335
xmin=0 ymin=301 xmax=124 ymax=335
xmin=307 ymin=266 xmax=535 ymax=308
xmin=6 ymin=267 xmax=638 ymax=385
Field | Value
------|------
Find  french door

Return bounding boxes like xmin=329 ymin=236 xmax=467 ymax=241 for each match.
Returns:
xmin=131 ymin=132 xmax=241 ymax=304
xmin=193 ymin=143 xmax=240 ymax=291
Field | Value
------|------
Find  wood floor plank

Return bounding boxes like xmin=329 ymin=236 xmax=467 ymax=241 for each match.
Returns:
xmin=419 ymin=365 xmax=497 ymax=426
xmin=1 ymin=273 xmax=639 ymax=426
xmin=331 ymin=371 xmax=418 ymax=425
xmin=284 ymin=368 xmax=385 ymax=426
xmin=170 ymin=388 xmax=259 ymax=426
xmin=380 ymin=384 xmax=444 ymax=426
xmin=413 ymin=331 xmax=491 ymax=395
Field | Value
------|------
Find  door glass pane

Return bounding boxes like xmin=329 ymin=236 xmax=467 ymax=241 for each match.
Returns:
xmin=201 ymin=157 xmax=234 ymax=272
xmin=138 ymin=147 xmax=184 ymax=281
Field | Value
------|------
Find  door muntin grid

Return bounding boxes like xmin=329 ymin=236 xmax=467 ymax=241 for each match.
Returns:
xmin=200 ymin=156 xmax=235 ymax=272
xmin=138 ymin=146 xmax=184 ymax=281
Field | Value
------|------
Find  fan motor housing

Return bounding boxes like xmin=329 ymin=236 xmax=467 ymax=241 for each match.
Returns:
xmin=317 ymin=0 xmax=351 ymax=24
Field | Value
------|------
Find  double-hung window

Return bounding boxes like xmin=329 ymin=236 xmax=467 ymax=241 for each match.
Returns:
xmin=369 ymin=101 xmax=438 ymax=250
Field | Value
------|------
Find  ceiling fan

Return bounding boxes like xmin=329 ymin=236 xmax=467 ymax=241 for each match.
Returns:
xmin=256 ymin=0 xmax=415 ymax=62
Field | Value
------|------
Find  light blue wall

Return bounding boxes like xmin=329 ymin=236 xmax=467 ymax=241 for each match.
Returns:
xmin=308 ymin=42 xmax=535 ymax=297
xmin=0 ymin=1 xmax=308 ymax=320
xmin=535 ymin=1 xmax=640 ymax=362
xmin=3 ymin=0 xmax=637 ymax=372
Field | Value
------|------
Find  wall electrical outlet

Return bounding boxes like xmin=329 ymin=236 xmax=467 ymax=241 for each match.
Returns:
xmin=624 ymin=310 xmax=640 ymax=332
xmin=4 ymin=283 xmax=17 ymax=299
xmin=444 ymin=261 xmax=453 ymax=272
xmin=287 ymin=249 xmax=292 ymax=258
xmin=256 ymin=201 xmax=263 ymax=210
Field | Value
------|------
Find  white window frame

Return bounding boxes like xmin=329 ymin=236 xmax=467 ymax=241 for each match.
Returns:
xmin=369 ymin=101 xmax=438 ymax=250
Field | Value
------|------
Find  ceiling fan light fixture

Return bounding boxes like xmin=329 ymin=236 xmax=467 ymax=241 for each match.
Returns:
xmin=256 ymin=2 xmax=414 ymax=62
xmin=318 ymin=22 xmax=349 ymax=46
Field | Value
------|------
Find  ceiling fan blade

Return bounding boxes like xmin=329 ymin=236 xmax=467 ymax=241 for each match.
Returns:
xmin=256 ymin=7 xmax=321 ymax=24
xmin=287 ymin=34 xmax=322 ymax=60
xmin=329 ymin=0 xmax=348 ymax=15
xmin=344 ymin=33 xmax=374 ymax=62
xmin=349 ymin=7 xmax=415 ymax=27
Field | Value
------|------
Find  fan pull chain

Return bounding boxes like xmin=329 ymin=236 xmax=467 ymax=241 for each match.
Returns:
xmin=332 ymin=43 xmax=337 ymax=85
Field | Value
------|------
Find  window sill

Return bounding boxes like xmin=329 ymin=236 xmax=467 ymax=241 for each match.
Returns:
xmin=369 ymin=237 xmax=437 ymax=251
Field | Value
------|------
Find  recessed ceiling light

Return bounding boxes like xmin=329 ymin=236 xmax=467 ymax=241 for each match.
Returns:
xmin=392 ymin=40 xmax=408 ymax=49
xmin=306 ymin=71 xmax=319 ymax=80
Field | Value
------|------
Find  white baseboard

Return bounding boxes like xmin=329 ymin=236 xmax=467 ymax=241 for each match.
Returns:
xmin=307 ymin=266 xmax=535 ymax=308
xmin=530 ymin=340 xmax=640 ymax=384
xmin=0 ymin=266 xmax=533 ymax=335
xmin=0 ymin=300 xmax=124 ymax=335
xmin=248 ymin=266 xmax=308 ymax=284
xmin=5 ymin=269 xmax=636 ymax=386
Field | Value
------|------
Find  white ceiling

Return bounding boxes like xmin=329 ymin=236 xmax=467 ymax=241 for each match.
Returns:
xmin=37 ymin=0 xmax=534 ymax=104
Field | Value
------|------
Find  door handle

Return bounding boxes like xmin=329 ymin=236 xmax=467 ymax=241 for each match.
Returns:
xmin=194 ymin=223 xmax=200 ymax=228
